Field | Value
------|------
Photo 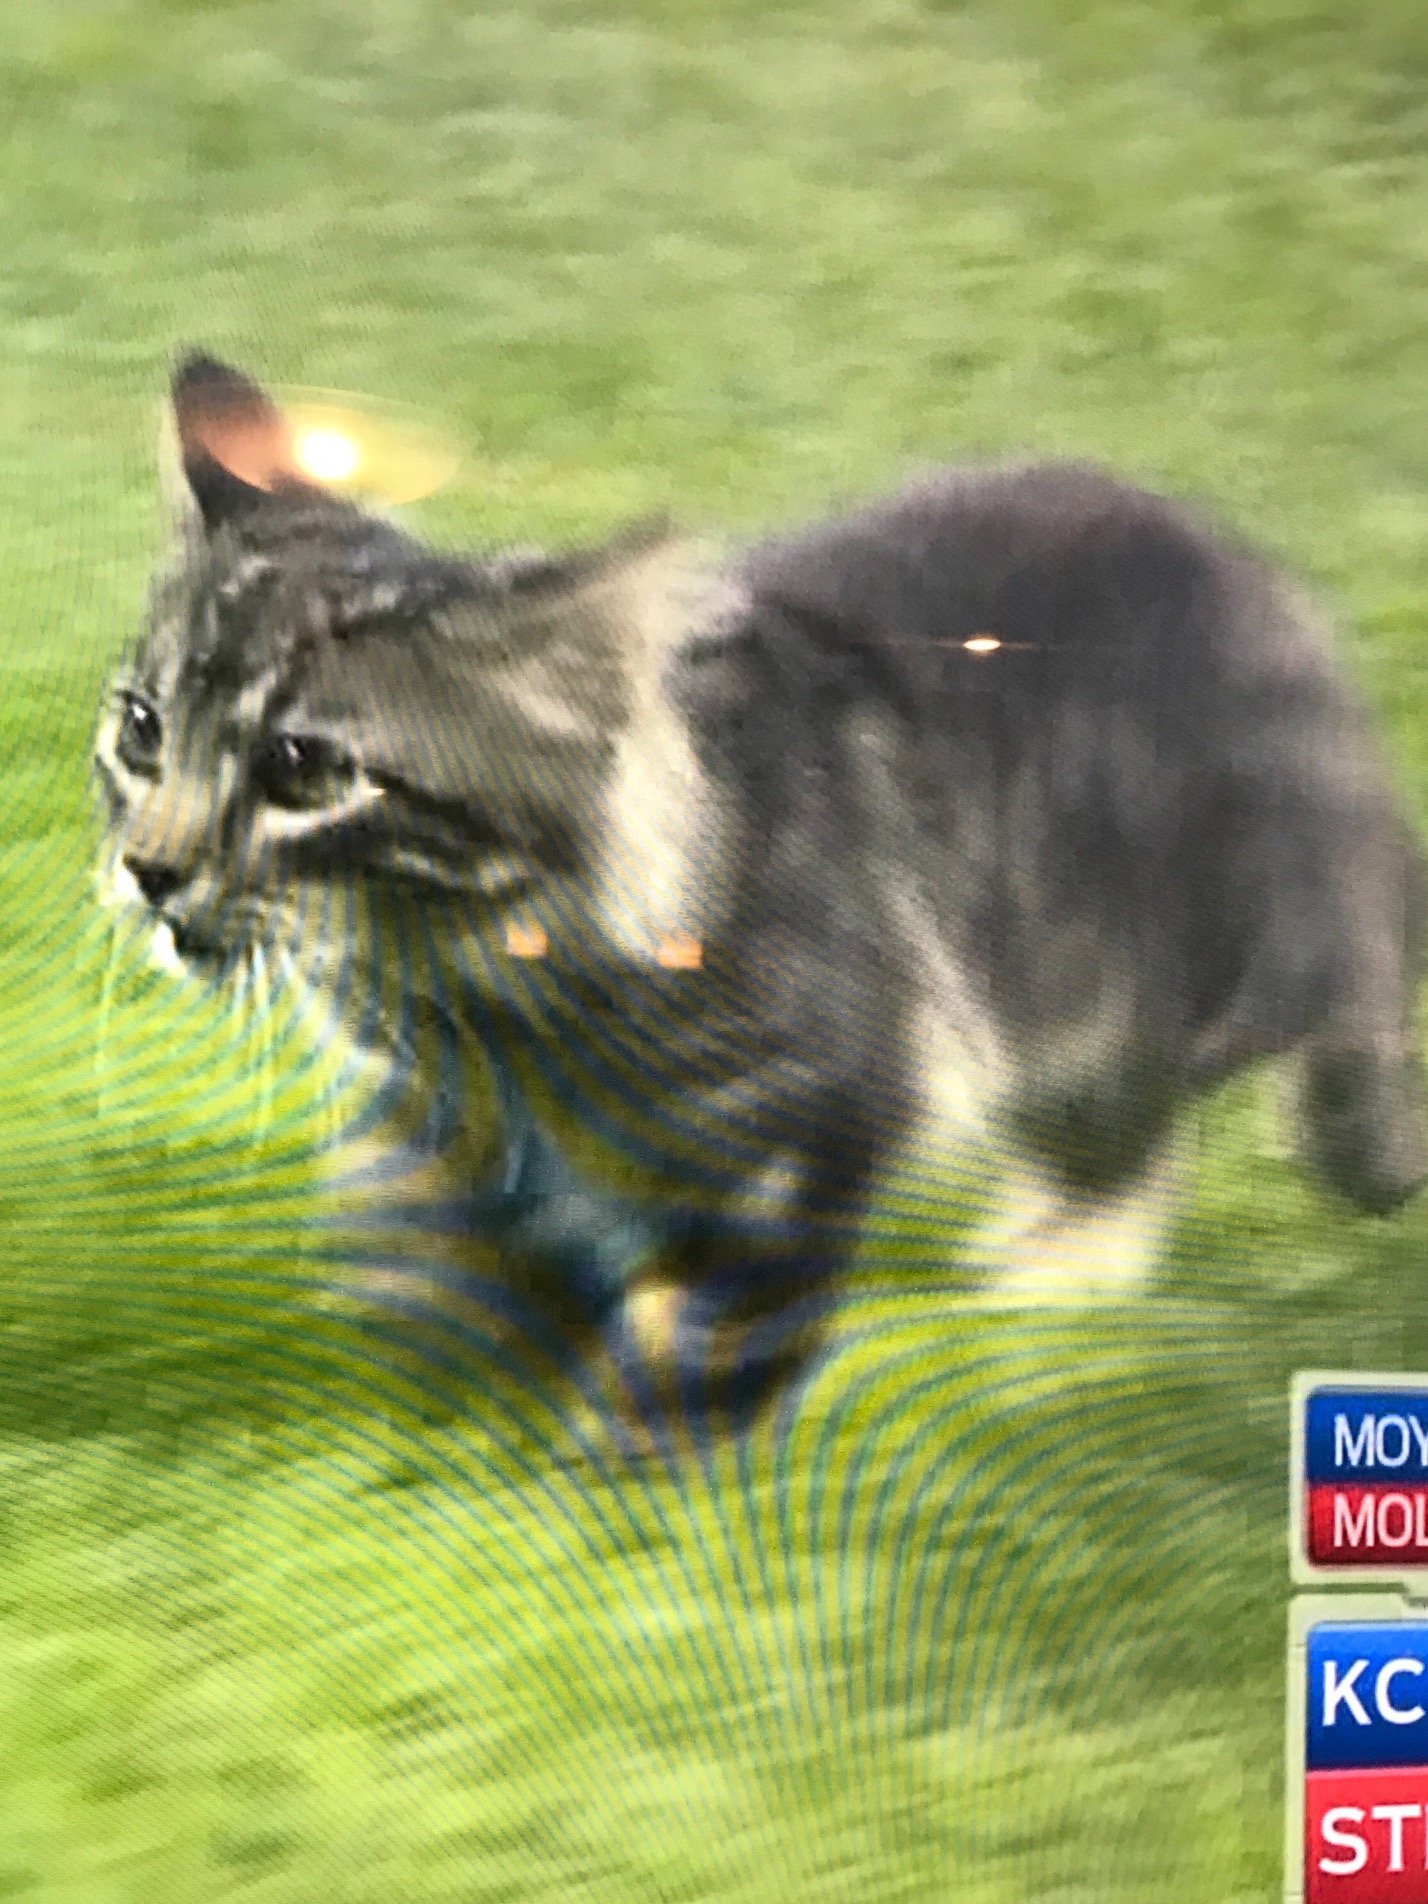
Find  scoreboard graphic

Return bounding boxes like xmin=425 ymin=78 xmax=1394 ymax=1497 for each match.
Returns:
xmin=1294 ymin=1378 xmax=1428 ymax=1584
xmin=1290 ymin=1377 xmax=1428 ymax=1903
xmin=1289 ymin=1602 xmax=1428 ymax=1903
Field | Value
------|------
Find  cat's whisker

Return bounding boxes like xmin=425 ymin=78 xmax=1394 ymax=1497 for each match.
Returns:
xmin=233 ymin=947 xmax=256 ymax=1152
xmin=93 ymin=917 xmax=122 ymax=1122
xmin=322 ymin=1014 xmax=346 ymax=1148
xmin=228 ymin=947 xmax=248 ymax=1032
xmin=268 ymin=935 xmax=328 ymax=1149
xmin=223 ymin=948 xmax=251 ymax=1147
xmin=252 ymin=943 xmax=276 ymax=1151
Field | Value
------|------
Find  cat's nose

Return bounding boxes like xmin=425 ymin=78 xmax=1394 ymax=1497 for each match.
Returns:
xmin=123 ymin=854 xmax=184 ymax=909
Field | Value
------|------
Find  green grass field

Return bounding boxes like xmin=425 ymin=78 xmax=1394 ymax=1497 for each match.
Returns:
xmin=6 ymin=0 xmax=1428 ymax=1896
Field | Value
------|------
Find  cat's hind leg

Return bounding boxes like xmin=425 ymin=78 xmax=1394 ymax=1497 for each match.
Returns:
xmin=972 ymin=1133 xmax=1186 ymax=1307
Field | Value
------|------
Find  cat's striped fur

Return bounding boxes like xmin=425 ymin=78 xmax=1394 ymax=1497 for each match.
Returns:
xmin=94 ymin=354 xmax=1428 ymax=1437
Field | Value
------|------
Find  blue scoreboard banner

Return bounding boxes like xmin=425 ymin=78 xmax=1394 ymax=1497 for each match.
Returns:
xmin=1307 ymin=1621 xmax=1428 ymax=1770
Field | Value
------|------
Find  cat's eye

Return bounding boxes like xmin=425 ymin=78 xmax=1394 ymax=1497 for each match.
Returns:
xmin=255 ymin=732 xmax=355 ymax=809
xmin=115 ymin=692 xmax=162 ymax=772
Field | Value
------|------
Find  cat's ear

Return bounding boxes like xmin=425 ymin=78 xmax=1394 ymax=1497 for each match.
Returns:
xmin=161 ymin=351 xmax=302 ymax=534
xmin=494 ymin=517 xmax=743 ymax=660
xmin=492 ymin=518 xmax=678 ymax=603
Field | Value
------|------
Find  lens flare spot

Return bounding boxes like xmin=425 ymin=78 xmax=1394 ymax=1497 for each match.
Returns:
xmin=505 ymin=922 xmax=549 ymax=960
xmin=294 ymin=426 xmax=362 ymax=485
xmin=963 ymin=634 xmax=1002 ymax=655
xmin=656 ymin=934 xmax=703 ymax=970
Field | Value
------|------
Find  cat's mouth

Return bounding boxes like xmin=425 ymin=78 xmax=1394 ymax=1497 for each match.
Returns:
xmin=145 ymin=910 xmax=235 ymax=978
xmin=164 ymin=914 xmax=228 ymax=968
xmin=95 ymin=858 xmax=241 ymax=978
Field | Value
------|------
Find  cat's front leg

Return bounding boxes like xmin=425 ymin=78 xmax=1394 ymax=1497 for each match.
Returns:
xmin=602 ymin=1082 xmax=895 ymax=1447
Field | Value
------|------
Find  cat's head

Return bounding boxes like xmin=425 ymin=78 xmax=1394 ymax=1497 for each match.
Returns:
xmin=95 ymin=353 xmax=729 ymax=999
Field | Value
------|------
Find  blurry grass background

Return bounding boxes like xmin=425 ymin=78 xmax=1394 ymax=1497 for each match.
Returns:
xmin=5 ymin=0 xmax=1428 ymax=1896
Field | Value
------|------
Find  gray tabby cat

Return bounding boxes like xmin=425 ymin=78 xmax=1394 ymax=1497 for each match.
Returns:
xmin=94 ymin=353 xmax=1428 ymax=1438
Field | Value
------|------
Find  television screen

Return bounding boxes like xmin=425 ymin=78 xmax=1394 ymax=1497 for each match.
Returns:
xmin=5 ymin=3 xmax=1427 ymax=1899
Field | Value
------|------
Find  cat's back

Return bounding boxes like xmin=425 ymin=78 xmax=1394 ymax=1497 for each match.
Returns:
xmin=734 ymin=457 xmax=1316 ymax=701
xmin=669 ymin=458 xmax=1426 ymax=1222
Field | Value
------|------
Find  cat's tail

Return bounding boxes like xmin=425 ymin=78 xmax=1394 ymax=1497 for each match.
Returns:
xmin=1220 ymin=806 xmax=1428 ymax=1218
xmin=1298 ymin=1038 xmax=1428 ymax=1216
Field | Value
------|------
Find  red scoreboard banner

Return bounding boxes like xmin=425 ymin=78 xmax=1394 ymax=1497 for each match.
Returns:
xmin=1306 ymin=1768 xmax=1428 ymax=1904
